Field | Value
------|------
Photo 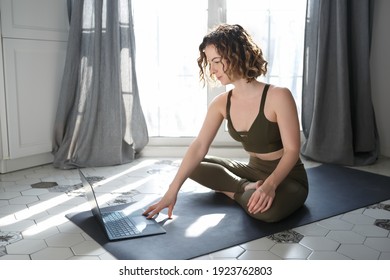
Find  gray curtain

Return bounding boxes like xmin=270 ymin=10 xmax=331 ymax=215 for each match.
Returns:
xmin=301 ymin=0 xmax=378 ymax=165
xmin=52 ymin=0 xmax=148 ymax=169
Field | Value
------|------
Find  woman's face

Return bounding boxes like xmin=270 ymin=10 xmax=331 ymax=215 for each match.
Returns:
xmin=204 ymin=44 xmax=231 ymax=85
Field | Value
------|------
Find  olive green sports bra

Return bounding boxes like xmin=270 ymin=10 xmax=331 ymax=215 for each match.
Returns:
xmin=226 ymin=84 xmax=283 ymax=153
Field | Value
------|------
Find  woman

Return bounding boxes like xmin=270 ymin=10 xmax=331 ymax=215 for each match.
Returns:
xmin=144 ymin=24 xmax=308 ymax=222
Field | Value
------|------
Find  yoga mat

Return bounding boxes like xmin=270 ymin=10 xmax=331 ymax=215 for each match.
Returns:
xmin=67 ymin=164 xmax=390 ymax=260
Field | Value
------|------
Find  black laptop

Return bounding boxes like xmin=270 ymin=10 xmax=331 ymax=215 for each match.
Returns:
xmin=79 ymin=170 xmax=166 ymax=241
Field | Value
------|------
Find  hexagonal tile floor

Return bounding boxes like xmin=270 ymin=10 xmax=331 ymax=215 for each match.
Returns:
xmin=0 ymin=157 xmax=389 ymax=260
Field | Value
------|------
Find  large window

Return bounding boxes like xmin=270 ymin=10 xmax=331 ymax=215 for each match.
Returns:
xmin=133 ymin=0 xmax=306 ymax=140
xmin=133 ymin=0 xmax=208 ymax=137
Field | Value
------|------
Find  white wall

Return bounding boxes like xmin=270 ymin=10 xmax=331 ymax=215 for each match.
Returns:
xmin=371 ymin=0 xmax=390 ymax=157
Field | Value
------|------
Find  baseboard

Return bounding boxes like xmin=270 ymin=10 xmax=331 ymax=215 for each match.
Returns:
xmin=0 ymin=152 xmax=54 ymax=173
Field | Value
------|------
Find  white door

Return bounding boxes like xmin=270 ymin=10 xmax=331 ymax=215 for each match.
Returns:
xmin=0 ymin=0 xmax=68 ymax=159
xmin=0 ymin=0 xmax=69 ymax=41
xmin=3 ymin=39 xmax=67 ymax=158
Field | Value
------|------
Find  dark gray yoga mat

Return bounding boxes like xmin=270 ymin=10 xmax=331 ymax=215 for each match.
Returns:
xmin=67 ymin=164 xmax=390 ymax=259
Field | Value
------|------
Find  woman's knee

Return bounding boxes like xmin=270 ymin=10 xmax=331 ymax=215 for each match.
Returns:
xmin=247 ymin=208 xmax=289 ymax=223
xmin=234 ymin=191 xmax=279 ymax=222
xmin=235 ymin=184 xmax=308 ymax=223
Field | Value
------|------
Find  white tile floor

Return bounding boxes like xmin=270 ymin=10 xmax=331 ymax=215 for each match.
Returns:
xmin=0 ymin=156 xmax=389 ymax=260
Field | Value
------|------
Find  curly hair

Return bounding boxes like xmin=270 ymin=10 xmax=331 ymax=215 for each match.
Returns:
xmin=197 ymin=24 xmax=268 ymax=85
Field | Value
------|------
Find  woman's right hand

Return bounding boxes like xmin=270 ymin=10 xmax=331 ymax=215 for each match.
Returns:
xmin=143 ymin=187 xmax=178 ymax=219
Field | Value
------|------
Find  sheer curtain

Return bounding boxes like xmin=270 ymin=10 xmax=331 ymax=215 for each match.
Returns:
xmin=132 ymin=0 xmax=208 ymax=137
xmin=52 ymin=0 xmax=148 ymax=169
xmin=301 ymin=0 xmax=378 ymax=165
xmin=226 ymin=0 xmax=306 ymax=118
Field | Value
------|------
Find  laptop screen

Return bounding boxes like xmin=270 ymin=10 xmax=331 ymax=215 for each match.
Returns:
xmin=79 ymin=170 xmax=104 ymax=223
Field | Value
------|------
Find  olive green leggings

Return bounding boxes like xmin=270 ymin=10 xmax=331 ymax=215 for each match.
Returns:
xmin=189 ymin=155 xmax=309 ymax=222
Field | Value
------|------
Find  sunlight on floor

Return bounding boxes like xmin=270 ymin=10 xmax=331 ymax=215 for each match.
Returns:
xmin=185 ymin=214 xmax=226 ymax=238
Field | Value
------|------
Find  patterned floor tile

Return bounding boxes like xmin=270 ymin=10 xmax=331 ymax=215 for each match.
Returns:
xmin=267 ymin=230 xmax=304 ymax=243
xmin=374 ymin=219 xmax=390 ymax=230
xmin=0 ymin=231 xmax=23 ymax=246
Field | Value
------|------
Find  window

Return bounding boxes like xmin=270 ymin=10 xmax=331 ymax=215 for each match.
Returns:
xmin=226 ymin=0 xmax=306 ymax=124
xmin=133 ymin=0 xmax=208 ymax=137
xmin=133 ymin=0 xmax=306 ymax=140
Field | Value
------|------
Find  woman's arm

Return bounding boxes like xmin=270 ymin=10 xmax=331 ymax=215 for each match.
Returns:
xmin=248 ymin=86 xmax=301 ymax=214
xmin=143 ymin=94 xmax=225 ymax=218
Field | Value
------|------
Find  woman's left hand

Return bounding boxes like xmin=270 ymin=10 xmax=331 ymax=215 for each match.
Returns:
xmin=247 ymin=183 xmax=275 ymax=214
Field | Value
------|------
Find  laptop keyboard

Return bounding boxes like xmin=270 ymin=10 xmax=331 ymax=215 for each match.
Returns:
xmin=102 ymin=211 xmax=141 ymax=238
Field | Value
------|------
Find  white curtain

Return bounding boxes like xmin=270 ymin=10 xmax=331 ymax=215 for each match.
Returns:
xmin=52 ymin=0 xmax=148 ymax=169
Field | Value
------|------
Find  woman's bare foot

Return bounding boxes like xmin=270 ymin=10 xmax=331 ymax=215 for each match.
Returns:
xmin=215 ymin=180 xmax=263 ymax=200
xmin=244 ymin=180 xmax=263 ymax=191
xmin=215 ymin=190 xmax=235 ymax=199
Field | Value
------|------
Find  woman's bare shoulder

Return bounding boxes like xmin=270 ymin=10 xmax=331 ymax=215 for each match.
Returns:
xmin=267 ymin=85 xmax=295 ymax=104
xmin=209 ymin=90 xmax=230 ymax=107
xmin=213 ymin=90 xmax=230 ymax=102
xmin=268 ymin=84 xmax=292 ymax=95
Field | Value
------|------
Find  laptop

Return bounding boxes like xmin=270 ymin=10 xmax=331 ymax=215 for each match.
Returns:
xmin=79 ymin=169 xmax=166 ymax=241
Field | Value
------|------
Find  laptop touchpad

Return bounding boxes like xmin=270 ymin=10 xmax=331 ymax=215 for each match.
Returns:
xmin=132 ymin=216 xmax=155 ymax=231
